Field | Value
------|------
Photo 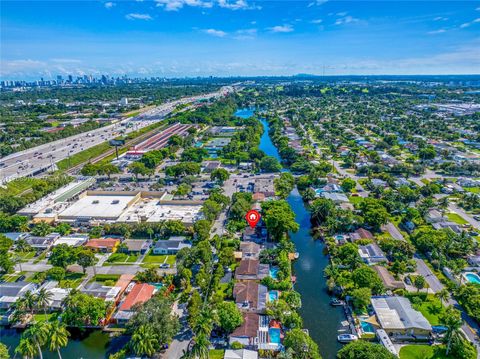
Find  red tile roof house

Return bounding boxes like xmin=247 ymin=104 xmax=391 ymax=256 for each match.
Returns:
xmin=349 ymin=228 xmax=374 ymax=242
xmin=233 ymin=281 xmax=268 ymax=313
xmin=113 ymin=283 xmax=156 ymax=324
xmin=85 ymin=238 xmax=120 ymax=253
xmin=229 ymin=313 xmax=260 ymax=348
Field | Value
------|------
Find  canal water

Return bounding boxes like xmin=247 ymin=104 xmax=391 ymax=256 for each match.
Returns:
xmin=1 ymin=327 xmax=128 ymax=358
xmin=254 ymin=112 xmax=344 ymax=359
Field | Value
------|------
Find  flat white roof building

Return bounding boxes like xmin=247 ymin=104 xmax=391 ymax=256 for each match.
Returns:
xmin=59 ymin=194 xmax=137 ymax=220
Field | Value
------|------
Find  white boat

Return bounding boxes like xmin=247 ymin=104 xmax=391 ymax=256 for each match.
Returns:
xmin=337 ymin=334 xmax=358 ymax=343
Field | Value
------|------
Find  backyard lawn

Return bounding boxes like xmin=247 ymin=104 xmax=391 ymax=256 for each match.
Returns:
xmin=59 ymin=272 xmax=86 ymax=289
xmin=410 ymin=295 xmax=445 ymax=326
xmin=33 ymin=313 xmax=54 ymax=322
xmin=465 ymin=187 xmax=480 ymax=194
xmin=447 ymin=212 xmax=468 ymax=225
xmin=399 ymin=345 xmax=449 ymax=359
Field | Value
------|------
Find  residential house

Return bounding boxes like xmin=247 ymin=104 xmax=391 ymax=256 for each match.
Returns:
xmin=0 ymin=282 xmax=38 ymax=309
xmin=229 ymin=312 xmax=259 ymax=348
xmin=373 ymin=266 xmax=406 ymax=290
xmin=152 ymin=237 xmax=191 ymax=255
xmin=53 ymin=234 xmax=89 ymax=247
xmin=233 ymin=281 xmax=267 ymax=313
xmin=371 ymin=296 xmax=432 ymax=338
xmin=425 ymin=210 xmax=445 ymax=224
xmin=350 ymin=228 xmax=374 ymax=242
xmin=237 ymin=242 xmax=261 ymax=260
xmin=114 ymin=283 xmax=156 ymax=323
xmin=235 ymin=259 xmax=269 ymax=281
xmin=85 ymin=238 xmax=120 ymax=253
xmin=37 ymin=281 xmax=71 ymax=310
xmin=321 ymin=192 xmax=350 ymax=204
xmin=358 ymin=243 xmax=387 ymax=265
xmin=80 ymin=283 xmax=121 ymax=302
xmin=25 ymin=233 xmax=60 ymax=250
xmin=121 ymin=239 xmax=150 ymax=254
xmin=432 ymin=221 xmax=462 ymax=234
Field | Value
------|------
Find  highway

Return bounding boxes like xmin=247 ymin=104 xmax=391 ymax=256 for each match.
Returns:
xmin=0 ymin=86 xmax=232 ymax=183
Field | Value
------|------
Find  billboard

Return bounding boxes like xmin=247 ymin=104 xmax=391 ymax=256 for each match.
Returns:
xmin=109 ymin=139 xmax=125 ymax=146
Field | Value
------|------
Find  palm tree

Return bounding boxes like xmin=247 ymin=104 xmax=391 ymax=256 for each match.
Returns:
xmin=435 ymin=288 xmax=450 ymax=309
xmin=46 ymin=321 xmax=69 ymax=359
xmin=15 ymin=338 xmax=37 ymax=359
xmin=131 ymin=325 xmax=157 ymax=357
xmin=35 ymin=288 xmax=53 ymax=317
xmin=23 ymin=322 xmax=49 ymax=359
xmin=441 ymin=306 xmax=463 ymax=356
xmin=23 ymin=291 xmax=37 ymax=316
xmin=189 ymin=333 xmax=210 ymax=359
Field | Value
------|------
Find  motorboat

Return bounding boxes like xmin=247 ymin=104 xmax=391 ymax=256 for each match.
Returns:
xmin=337 ymin=334 xmax=358 ymax=343
xmin=330 ymin=298 xmax=345 ymax=306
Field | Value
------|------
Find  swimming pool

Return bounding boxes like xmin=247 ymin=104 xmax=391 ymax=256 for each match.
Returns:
xmin=269 ymin=328 xmax=281 ymax=344
xmin=464 ymin=272 xmax=480 ymax=285
xmin=268 ymin=291 xmax=279 ymax=302
xmin=269 ymin=267 xmax=279 ymax=280
xmin=360 ymin=320 xmax=375 ymax=333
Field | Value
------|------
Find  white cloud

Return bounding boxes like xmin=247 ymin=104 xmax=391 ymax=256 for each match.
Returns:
xmin=104 ymin=2 xmax=115 ymax=9
xmin=308 ymin=0 xmax=327 ymax=7
xmin=269 ymin=24 xmax=294 ymax=33
xmin=460 ymin=22 xmax=471 ymax=28
xmin=427 ymin=29 xmax=446 ymax=35
xmin=335 ymin=15 xmax=360 ymax=25
xmin=51 ymin=58 xmax=82 ymax=63
xmin=203 ymin=28 xmax=227 ymax=37
xmin=234 ymin=28 xmax=257 ymax=40
xmin=125 ymin=13 xmax=153 ymax=20
xmin=336 ymin=12 xmax=347 ymax=16
xmin=155 ymin=0 xmax=257 ymax=11
xmin=433 ymin=16 xmax=448 ymax=21
xmin=310 ymin=19 xmax=323 ymax=24
xmin=474 ymin=18 xmax=480 ymax=23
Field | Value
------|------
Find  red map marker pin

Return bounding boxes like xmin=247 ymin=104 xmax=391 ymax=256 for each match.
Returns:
xmin=245 ymin=210 xmax=261 ymax=228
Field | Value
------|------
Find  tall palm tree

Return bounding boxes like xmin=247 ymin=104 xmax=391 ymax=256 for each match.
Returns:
xmin=35 ymin=288 xmax=53 ymax=317
xmin=441 ymin=306 xmax=463 ymax=356
xmin=46 ymin=321 xmax=69 ymax=359
xmin=23 ymin=322 xmax=49 ymax=359
xmin=131 ymin=325 xmax=157 ymax=357
xmin=435 ymin=288 xmax=450 ymax=309
xmin=15 ymin=338 xmax=37 ymax=359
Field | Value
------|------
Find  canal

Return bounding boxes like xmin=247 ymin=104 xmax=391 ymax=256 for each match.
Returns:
xmin=256 ymin=113 xmax=344 ymax=359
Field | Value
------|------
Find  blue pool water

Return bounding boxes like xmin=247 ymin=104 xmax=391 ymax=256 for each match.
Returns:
xmin=268 ymin=291 xmax=279 ymax=302
xmin=465 ymin=273 xmax=480 ymax=284
xmin=360 ymin=320 xmax=375 ymax=333
xmin=234 ymin=107 xmax=255 ymax=119
xmin=270 ymin=267 xmax=279 ymax=279
xmin=269 ymin=328 xmax=281 ymax=344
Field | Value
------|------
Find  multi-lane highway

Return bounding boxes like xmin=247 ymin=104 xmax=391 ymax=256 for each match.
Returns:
xmin=0 ymin=87 xmax=232 ymax=183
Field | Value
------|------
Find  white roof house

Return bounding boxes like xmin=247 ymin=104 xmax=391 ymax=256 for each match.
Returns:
xmin=371 ymin=296 xmax=432 ymax=335
xmin=224 ymin=349 xmax=258 ymax=359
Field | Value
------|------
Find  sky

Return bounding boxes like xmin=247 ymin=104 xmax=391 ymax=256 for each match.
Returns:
xmin=1 ymin=0 xmax=480 ymax=79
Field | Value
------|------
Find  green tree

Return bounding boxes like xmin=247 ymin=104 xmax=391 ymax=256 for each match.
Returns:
xmin=22 ymin=322 xmax=49 ymax=359
xmin=62 ymin=292 xmax=107 ymax=327
xmin=77 ymin=249 xmax=98 ymax=274
xmin=441 ymin=306 xmax=463 ymax=356
xmin=413 ymin=275 xmax=427 ymax=293
xmin=262 ymin=200 xmax=299 ymax=241
xmin=351 ymin=287 xmax=371 ymax=310
xmin=260 ymin=156 xmax=282 ymax=172
xmin=129 ymin=162 xmax=153 ymax=178
xmin=131 ymin=324 xmax=157 ymax=357
xmin=15 ymin=338 xmax=37 ymax=359
xmin=274 ymin=172 xmax=295 ymax=199
xmin=31 ymin=221 xmax=53 ymax=236
xmin=337 ymin=340 xmax=396 ymax=359
xmin=210 ymin=168 xmax=230 ymax=184
xmin=341 ymin=178 xmax=356 ymax=193
xmin=0 ymin=343 xmax=9 ymax=359
xmin=46 ymin=321 xmax=69 ymax=359
xmin=35 ymin=288 xmax=53 ymax=316
xmin=216 ymin=301 xmax=243 ymax=334
xmin=283 ymin=328 xmax=321 ymax=359
xmin=55 ymin=223 xmax=71 ymax=236
xmin=49 ymin=244 xmax=77 ymax=269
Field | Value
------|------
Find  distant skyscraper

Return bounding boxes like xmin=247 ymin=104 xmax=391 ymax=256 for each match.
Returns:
xmin=56 ymin=75 xmax=63 ymax=84
xmin=68 ymin=75 xmax=73 ymax=83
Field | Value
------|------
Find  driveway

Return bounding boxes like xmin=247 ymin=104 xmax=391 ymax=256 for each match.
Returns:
xmin=381 ymin=222 xmax=405 ymax=241
xmin=161 ymin=301 xmax=193 ymax=359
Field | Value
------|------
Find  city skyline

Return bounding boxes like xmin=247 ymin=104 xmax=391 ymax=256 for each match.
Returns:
xmin=1 ymin=0 xmax=480 ymax=79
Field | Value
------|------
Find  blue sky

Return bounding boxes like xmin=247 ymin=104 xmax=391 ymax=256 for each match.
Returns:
xmin=1 ymin=0 xmax=479 ymax=79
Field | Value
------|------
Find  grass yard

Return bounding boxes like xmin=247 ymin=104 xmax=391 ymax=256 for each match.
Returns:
xmin=105 ymin=252 xmax=139 ymax=265
xmin=465 ymin=187 xmax=480 ymax=194
xmin=348 ymin=196 xmax=364 ymax=205
xmin=12 ymin=251 xmax=36 ymax=262
xmin=0 ymin=177 xmax=38 ymax=196
xmin=399 ymin=345 xmax=449 ymax=359
xmin=209 ymin=350 xmax=225 ymax=359
xmin=410 ymin=295 xmax=445 ymax=326
xmin=142 ymin=251 xmax=176 ymax=265
xmin=447 ymin=212 xmax=468 ymax=225
xmin=33 ymin=313 xmax=54 ymax=322
xmin=93 ymin=274 xmax=121 ymax=282
xmin=1 ymin=273 xmax=23 ymax=282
